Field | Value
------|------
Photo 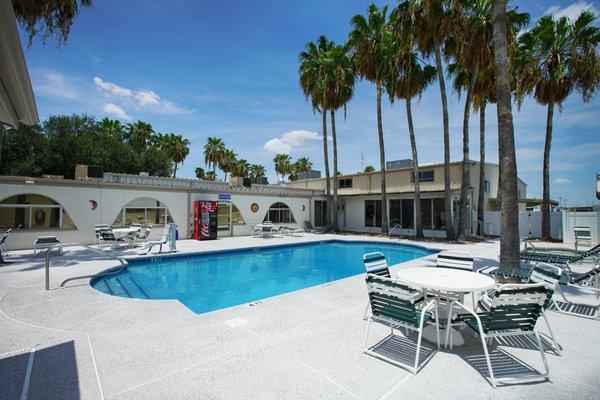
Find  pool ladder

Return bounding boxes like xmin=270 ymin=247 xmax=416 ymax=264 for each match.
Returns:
xmin=389 ymin=224 xmax=403 ymax=241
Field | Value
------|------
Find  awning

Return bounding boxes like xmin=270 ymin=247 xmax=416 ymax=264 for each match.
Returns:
xmin=0 ymin=0 xmax=38 ymax=127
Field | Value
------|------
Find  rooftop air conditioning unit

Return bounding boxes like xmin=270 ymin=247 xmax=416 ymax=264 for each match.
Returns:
xmin=75 ymin=164 xmax=104 ymax=180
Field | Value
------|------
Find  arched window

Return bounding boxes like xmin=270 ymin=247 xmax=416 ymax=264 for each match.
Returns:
xmin=0 ymin=194 xmax=76 ymax=230
xmin=263 ymin=202 xmax=296 ymax=223
xmin=112 ymin=198 xmax=174 ymax=227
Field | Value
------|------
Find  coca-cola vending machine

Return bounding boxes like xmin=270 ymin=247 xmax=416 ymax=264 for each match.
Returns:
xmin=193 ymin=201 xmax=217 ymax=240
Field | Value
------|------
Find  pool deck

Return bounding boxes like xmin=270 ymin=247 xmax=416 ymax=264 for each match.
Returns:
xmin=1 ymin=234 xmax=599 ymax=399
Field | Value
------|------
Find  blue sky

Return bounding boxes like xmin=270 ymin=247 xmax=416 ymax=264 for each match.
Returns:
xmin=21 ymin=0 xmax=600 ymax=206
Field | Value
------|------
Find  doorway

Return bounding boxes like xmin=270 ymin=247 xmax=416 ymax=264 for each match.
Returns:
xmin=217 ymin=202 xmax=231 ymax=237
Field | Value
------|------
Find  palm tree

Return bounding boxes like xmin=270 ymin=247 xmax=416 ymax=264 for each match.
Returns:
xmin=363 ymin=165 xmax=375 ymax=173
xmin=203 ymin=137 xmax=225 ymax=174
xmin=449 ymin=0 xmax=528 ymax=241
xmin=323 ymin=43 xmax=355 ymax=232
xmin=205 ymin=171 xmax=216 ymax=181
xmin=289 ymin=156 xmax=313 ymax=181
xmin=249 ymin=164 xmax=266 ymax=183
xmin=231 ymin=159 xmax=250 ymax=178
xmin=155 ymin=133 xmax=190 ymax=178
xmin=126 ymin=121 xmax=154 ymax=148
xmin=273 ymin=153 xmax=292 ymax=181
xmin=219 ymin=149 xmax=237 ymax=181
xmin=492 ymin=0 xmax=521 ymax=267
xmin=388 ymin=8 xmax=436 ymax=238
xmin=348 ymin=3 xmax=393 ymax=234
xmin=299 ymin=35 xmax=333 ymax=230
xmin=515 ymin=11 xmax=600 ymax=241
xmin=194 ymin=166 xmax=206 ymax=180
xmin=98 ymin=118 xmax=124 ymax=138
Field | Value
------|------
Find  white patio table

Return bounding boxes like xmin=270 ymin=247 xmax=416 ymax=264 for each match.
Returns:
xmin=256 ymin=224 xmax=273 ymax=238
xmin=112 ymin=227 xmax=141 ymax=247
xmin=395 ymin=266 xmax=496 ymax=348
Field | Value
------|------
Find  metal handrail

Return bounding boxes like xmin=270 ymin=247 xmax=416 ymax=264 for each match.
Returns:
xmin=389 ymin=224 xmax=402 ymax=240
xmin=44 ymin=244 xmax=128 ymax=290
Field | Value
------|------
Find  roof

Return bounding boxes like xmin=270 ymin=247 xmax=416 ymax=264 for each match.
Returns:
xmin=0 ymin=0 xmax=38 ymax=126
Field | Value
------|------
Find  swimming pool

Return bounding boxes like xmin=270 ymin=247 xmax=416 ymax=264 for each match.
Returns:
xmin=91 ymin=240 xmax=436 ymax=314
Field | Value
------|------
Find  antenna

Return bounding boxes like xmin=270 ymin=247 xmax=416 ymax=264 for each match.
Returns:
xmin=361 ymin=153 xmax=364 ymax=172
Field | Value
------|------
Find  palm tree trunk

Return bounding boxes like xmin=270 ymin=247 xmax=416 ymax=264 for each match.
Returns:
xmin=406 ymin=98 xmax=422 ymax=238
xmin=493 ymin=0 xmax=521 ymax=268
xmin=173 ymin=163 xmax=178 ymax=178
xmin=376 ymin=83 xmax=388 ymax=234
xmin=321 ymin=110 xmax=332 ymax=232
xmin=477 ymin=102 xmax=486 ymax=236
xmin=457 ymin=64 xmax=479 ymax=242
xmin=541 ymin=102 xmax=554 ymax=241
xmin=330 ymin=110 xmax=339 ymax=233
xmin=434 ymin=45 xmax=454 ymax=240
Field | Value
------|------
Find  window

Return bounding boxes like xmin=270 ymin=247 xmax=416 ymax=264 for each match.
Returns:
xmin=420 ymin=199 xmax=433 ymax=230
xmin=365 ymin=200 xmax=382 ymax=227
xmin=112 ymin=198 xmax=173 ymax=227
xmin=401 ymin=199 xmax=414 ymax=229
xmin=314 ymin=200 xmax=327 ymax=227
xmin=0 ymin=194 xmax=76 ymax=230
xmin=264 ymin=202 xmax=296 ymax=223
xmin=432 ymin=198 xmax=446 ymax=230
xmin=411 ymin=170 xmax=434 ymax=183
xmin=338 ymin=178 xmax=353 ymax=188
xmin=389 ymin=200 xmax=401 ymax=226
xmin=484 ymin=180 xmax=490 ymax=193
xmin=231 ymin=204 xmax=245 ymax=225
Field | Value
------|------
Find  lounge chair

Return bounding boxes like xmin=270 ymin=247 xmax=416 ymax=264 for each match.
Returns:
xmin=364 ymin=274 xmax=439 ymax=374
xmin=0 ymin=229 xmax=11 ymax=255
xmin=520 ymin=244 xmax=600 ymax=271
xmin=133 ymin=226 xmax=152 ymax=245
xmin=362 ymin=252 xmax=391 ymax=319
xmin=93 ymin=224 xmax=110 ymax=246
xmin=447 ymin=283 xmax=550 ymax=387
xmin=304 ymin=221 xmax=323 ymax=233
xmin=250 ymin=224 xmax=261 ymax=238
xmin=33 ymin=236 xmax=63 ymax=255
xmin=97 ymin=229 xmax=118 ymax=250
xmin=574 ymin=226 xmax=592 ymax=250
xmin=141 ymin=224 xmax=175 ymax=254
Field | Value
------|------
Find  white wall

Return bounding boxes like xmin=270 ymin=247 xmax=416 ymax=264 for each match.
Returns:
xmin=484 ymin=210 xmax=562 ymax=240
xmin=1 ymin=183 xmax=311 ymax=250
xmin=562 ymin=211 xmax=600 ymax=245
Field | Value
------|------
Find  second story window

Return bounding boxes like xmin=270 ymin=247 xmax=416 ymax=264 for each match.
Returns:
xmin=338 ymin=178 xmax=353 ymax=188
xmin=411 ymin=170 xmax=434 ymax=183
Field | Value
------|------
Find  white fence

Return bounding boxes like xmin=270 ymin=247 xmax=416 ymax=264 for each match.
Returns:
xmin=484 ymin=211 xmax=563 ymax=240
xmin=562 ymin=211 xmax=600 ymax=245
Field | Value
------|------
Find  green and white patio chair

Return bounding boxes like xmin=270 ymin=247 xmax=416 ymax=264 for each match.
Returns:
xmin=520 ymin=244 xmax=600 ymax=272
xmin=362 ymin=252 xmax=391 ymax=319
xmin=574 ymin=226 xmax=592 ymax=250
xmin=447 ymin=283 xmax=550 ymax=387
xmin=364 ymin=274 xmax=439 ymax=374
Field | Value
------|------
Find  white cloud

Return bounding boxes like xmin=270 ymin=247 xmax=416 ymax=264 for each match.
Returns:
xmin=546 ymin=2 xmax=599 ymax=21
xmin=36 ymin=71 xmax=80 ymax=100
xmin=262 ymin=129 xmax=324 ymax=154
xmin=102 ymin=103 xmax=131 ymax=121
xmin=92 ymin=76 xmax=194 ymax=115
xmin=554 ymin=178 xmax=572 ymax=184
xmin=93 ymin=77 xmax=132 ymax=97
xmin=264 ymin=138 xmax=292 ymax=153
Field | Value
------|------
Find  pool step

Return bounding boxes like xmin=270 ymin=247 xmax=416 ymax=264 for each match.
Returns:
xmin=102 ymin=275 xmax=149 ymax=299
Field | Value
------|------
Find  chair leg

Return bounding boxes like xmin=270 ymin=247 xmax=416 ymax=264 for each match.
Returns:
xmin=445 ymin=301 xmax=455 ymax=349
xmin=541 ymin=311 xmax=561 ymax=355
xmin=435 ymin=300 xmax=440 ymax=349
xmin=414 ymin=323 xmax=424 ymax=374
xmin=363 ymin=317 xmax=372 ymax=350
xmin=362 ymin=302 xmax=370 ymax=321
xmin=479 ymin=332 xmax=496 ymax=388
xmin=533 ymin=331 xmax=550 ymax=379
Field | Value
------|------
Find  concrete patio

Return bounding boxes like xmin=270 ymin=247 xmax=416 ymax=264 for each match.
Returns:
xmin=1 ymin=234 xmax=599 ymax=400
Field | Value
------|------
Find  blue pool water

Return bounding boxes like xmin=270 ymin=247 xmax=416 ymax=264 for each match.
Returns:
xmin=91 ymin=240 xmax=435 ymax=314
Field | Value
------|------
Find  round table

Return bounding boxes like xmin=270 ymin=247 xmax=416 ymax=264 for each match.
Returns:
xmin=395 ymin=267 xmax=496 ymax=347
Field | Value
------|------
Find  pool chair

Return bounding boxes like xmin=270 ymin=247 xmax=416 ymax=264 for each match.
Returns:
xmin=133 ymin=226 xmax=152 ymax=246
xmin=435 ymin=251 xmax=474 ymax=305
xmin=93 ymin=224 xmax=110 ymax=246
xmin=574 ymin=226 xmax=592 ymax=250
xmin=364 ymin=274 xmax=439 ymax=374
xmin=141 ymin=224 xmax=175 ymax=254
xmin=362 ymin=252 xmax=391 ymax=319
xmin=250 ymin=224 xmax=261 ymax=238
xmin=304 ymin=221 xmax=323 ymax=233
xmin=0 ymin=229 xmax=12 ymax=255
xmin=97 ymin=229 xmax=119 ymax=251
xmin=33 ymin=236 xmax=63 ymax=255
xmin=447 ymin=283 xmax=550 ymax=387
xmin=520 ymin=243 xmax=600 ymax=272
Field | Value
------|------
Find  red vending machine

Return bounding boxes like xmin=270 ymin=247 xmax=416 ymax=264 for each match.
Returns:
xmin=193 ymin=201 xmax=218 ymax=240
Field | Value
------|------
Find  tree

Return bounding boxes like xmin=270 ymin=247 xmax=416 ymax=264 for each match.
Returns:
xmin=249 ymin=164 xmax=266 ymax=183
xmin=231 ymin=159 xmax=250 ymax=178
xmin=348 ymin=3 xmax=393 ymax=234
xmin=98 ymin=118 xmax=124 ymax=139
xmin=492 ymin=0 xmax=520 ymax=267
xmin=405 ymin=0 xmax=455 ymax=239
xmin=363 ymin=165 xmax=375 ymax=173
xmin=273 ymin=153 xmax=292 ymax=181
xmin=299 ymin=36 xmax=333 ymax=230
xmin=449 ymin=0 xmax=528 ymax=241
xmin=12 ymin=0 xmax=93 ymax=47
xmin=515 ymin=11 xmax=600 ymax=241
xmin=203 ymin=137 xmax=225 ymax=174
xmin=289 ymin=156 xmax=313 ymax=181
xmin=205 ymin=171 xmax=216 ymax=181
xmin=219 ymin=149 xmax=237 ymax=181
xmin=388 ymin=5 xmax=436 ymax=238
xmin=156 ymin=133 xmax=190 ymax=178
xmin=126 ymin=121 xmax=154 ymax=149
xmin=194 ymin=166 xmax=206 ymax=180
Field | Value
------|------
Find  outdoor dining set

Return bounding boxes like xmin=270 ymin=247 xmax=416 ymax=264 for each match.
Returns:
xmin=93 ymin=224 xmax=152 ymax=250
xmin=251 ymin=222 xmax=304 ymax=239
xmin=362 ymin=245 xmax=600 ymax=388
